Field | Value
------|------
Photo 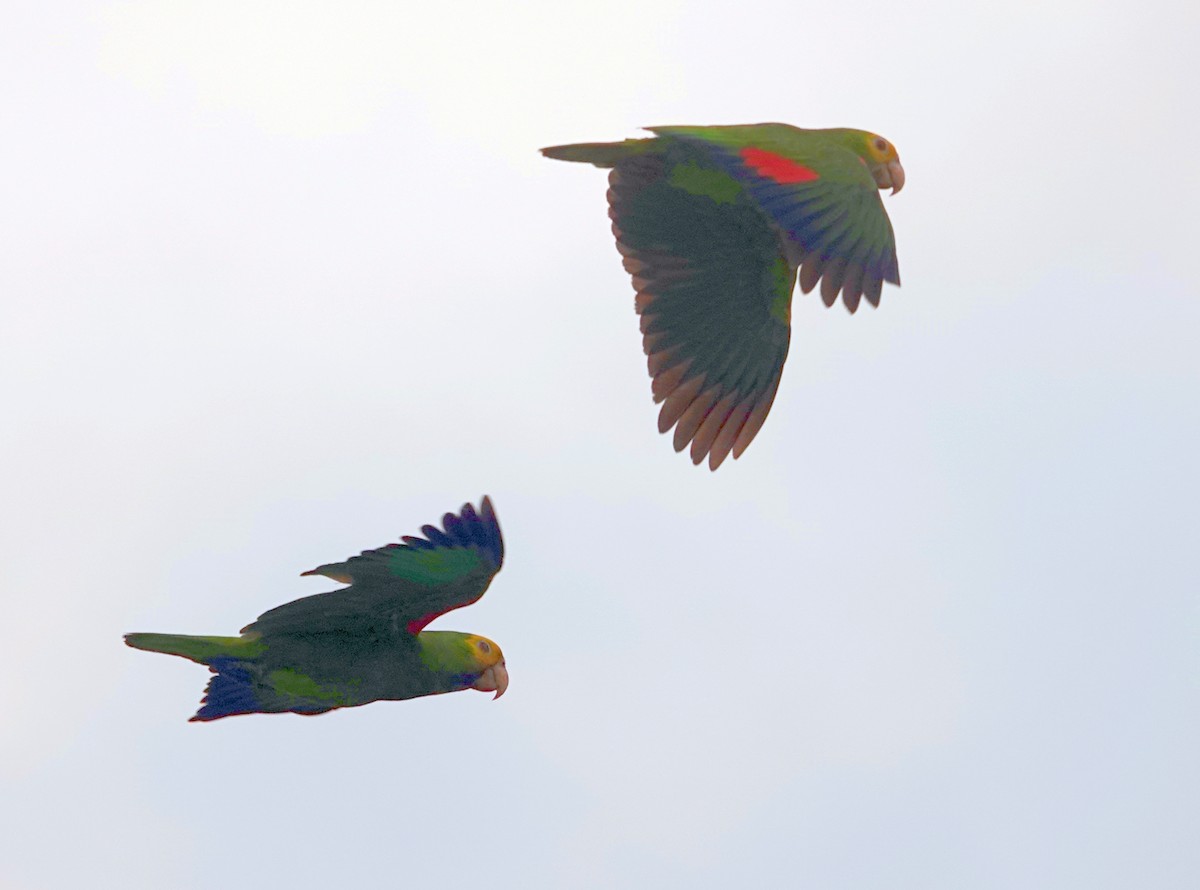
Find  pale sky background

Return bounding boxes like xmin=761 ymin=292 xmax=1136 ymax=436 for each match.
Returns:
xmin=1 ymin=1 xmax=1197 ymax=887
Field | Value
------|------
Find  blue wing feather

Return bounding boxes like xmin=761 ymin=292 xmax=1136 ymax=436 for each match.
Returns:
xmin=191 ymin=657 xmax=260 ymax=722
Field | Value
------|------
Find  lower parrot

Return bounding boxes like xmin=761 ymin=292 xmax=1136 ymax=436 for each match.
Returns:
xmin=542 ymin=123 xmax=905 ymax=470
xmin=125 ymin=497 xmax=508 ymax=722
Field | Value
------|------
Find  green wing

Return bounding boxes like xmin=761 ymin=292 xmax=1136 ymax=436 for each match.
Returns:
xmin=652 ymin=126 xmax=900 ymax=313
xmin=243 ymin=497 xmax=503 ymax=639
xmin=608 ymin=144 xmax=792 ymax=469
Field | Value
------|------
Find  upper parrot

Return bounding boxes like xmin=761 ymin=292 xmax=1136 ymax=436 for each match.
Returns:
xmin=542 ymin=123 xmax=904 ymax=470
xmin=125 ymin=497 xmax=508 ymax=722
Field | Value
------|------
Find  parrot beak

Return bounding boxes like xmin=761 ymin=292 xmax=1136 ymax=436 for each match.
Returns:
xmin=872 ymin=158 xmax=905 ymax=194
xmin=473 ymin=662 xmax=509 ymax=700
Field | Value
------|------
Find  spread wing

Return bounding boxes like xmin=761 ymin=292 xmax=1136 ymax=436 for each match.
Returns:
xmin=653 ymin=127 xmax=900 ymax=313
xmin=243 ymin=497 xmax=504 ymax=639
xmin=608 ymin=146 xmax=793 ymax=470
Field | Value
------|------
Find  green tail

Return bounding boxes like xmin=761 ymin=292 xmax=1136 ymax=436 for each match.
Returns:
xmin=540 ymin=138 xmax=655 ymax=168
xmin=124 ymin=632 xmax=264 ymax=664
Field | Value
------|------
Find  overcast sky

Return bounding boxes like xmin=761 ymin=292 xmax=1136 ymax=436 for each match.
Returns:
xmin=2 ymin=1 xmax=1197 ymax=887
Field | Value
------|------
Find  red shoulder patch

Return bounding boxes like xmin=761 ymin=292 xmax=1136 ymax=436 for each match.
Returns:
xmin=739 ymin=147 xmax=820 ymax=184
xmin=407 ymin=612 xmax=442 ymax=635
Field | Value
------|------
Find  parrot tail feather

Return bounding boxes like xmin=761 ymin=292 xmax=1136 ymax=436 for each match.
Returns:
xmin=541 ymin=139 xmax=653 ymax=168
xmin=124 ymin=632 xmax=263 ymax=665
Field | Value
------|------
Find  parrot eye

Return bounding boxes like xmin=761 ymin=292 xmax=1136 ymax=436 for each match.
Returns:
xmin=478 ymin=640 xmax=491 ymax=655
xmin=873 ymin=137 xmax=888 ymax=153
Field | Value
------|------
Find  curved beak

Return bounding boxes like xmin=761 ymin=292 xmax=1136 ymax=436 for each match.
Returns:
xmin=886 ymin=158 xmax=905 ymax=194
xmin=872 ymin=158 xmax=905 ymax=195
xmin=473 ymin=662 xmax=509 ymax=699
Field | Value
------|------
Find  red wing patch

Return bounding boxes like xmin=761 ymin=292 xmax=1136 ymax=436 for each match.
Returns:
xmin=407 ymin=611 xmax=444 ymax=635
xmin=739 ymin=147 xmax=820 ymax=184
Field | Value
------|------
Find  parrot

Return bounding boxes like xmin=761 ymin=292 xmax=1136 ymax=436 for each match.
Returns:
xmin=542 ymin=123 xmax=904 ymax=470
xmin=125 ymin=497 xmax=508 ymax=722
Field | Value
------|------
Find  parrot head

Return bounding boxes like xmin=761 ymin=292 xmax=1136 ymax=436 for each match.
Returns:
xmin=416 ymin=630 xmax=510 ymax=699
xmin=858 ymin=131 xmax=905 ymax=194
xmin=464 ymin=634 xmax=509 ymax=699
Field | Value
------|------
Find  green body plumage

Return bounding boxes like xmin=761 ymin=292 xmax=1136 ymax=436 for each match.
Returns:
xmin=543 ymin=123 xmax=904 ymax=470
xmin=126 ymin=629 xmax=495 ymax=715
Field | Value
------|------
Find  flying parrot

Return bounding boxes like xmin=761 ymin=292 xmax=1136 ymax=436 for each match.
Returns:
xmin=125 ymin=497 xmax=508 ymax=722
xmin=542 ymin=124 xmax=904 ymax=470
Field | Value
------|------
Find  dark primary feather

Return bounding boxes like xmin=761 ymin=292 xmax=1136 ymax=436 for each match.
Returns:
xmin=192 ymin=657 xmax=269 ymax=722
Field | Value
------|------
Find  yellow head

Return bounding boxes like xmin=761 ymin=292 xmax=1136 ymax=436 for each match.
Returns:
xmin=859 ymin=131 xmax=905 ymax=194
xmin=463 ymin=634 xmax=508 ymax=699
